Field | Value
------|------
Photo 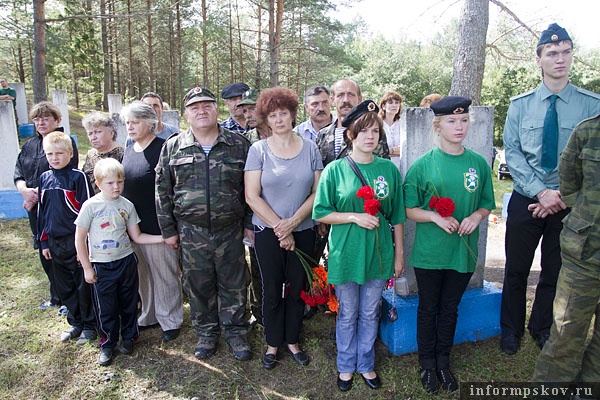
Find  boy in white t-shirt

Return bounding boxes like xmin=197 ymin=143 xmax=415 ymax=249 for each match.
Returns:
xmin=74 ymin=158 xmax=163 ymax=366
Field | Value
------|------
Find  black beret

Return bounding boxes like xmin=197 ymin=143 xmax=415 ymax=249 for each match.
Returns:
xmin=183 ymin=87 xmax=216 ymax=107
xmin=341 ymin=100 xmax=379 ymax=128
xmin=221 ymin=82 xmax=250 ymax=99
xmin=429 ymin=96 xmax=471 ymax=116
xmin=537 ymin=23 xmax=571 ymax=47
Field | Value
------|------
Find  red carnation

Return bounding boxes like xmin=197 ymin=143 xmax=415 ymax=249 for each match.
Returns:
xmin=364 ymin=199 xmax=381 ymax=216
xmin=357 ymin=185 xmax=375 ymax=200
xmin=435 ymin=197 xmax=456 ymax=218
xmin=429 ymin=195 xmax=440 ymax=210
xmin=300 ymin=290 xmax=317 ymax=307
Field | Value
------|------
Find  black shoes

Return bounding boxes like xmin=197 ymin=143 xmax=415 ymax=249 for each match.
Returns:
xmin=500 ymin=334 xmax=520 ymax=355
xmin=437 ymin=368 xmax=458 ymax=392
xmin=337 ymin=376 xmax=353 ymax=392
xmin=161 ymin=329 xmax=180 ymax=342
xmin=227 ymin=336 xmax=252 ymax=361
xmin=361 ymin=373 xmax=382 ymax=389
xmin=420 ymin=368 xmax=439 ymax=393
xmin=194 ymin=337 xmax=217 ymax=360
xmin=119 ymin=340 xmax=134 ymax=355
xmin=262 ymin=352 xmax=277 ymax=369
xmin=286 ymin=347 xmax=310 ymax=366
xmin=535 ymin=332 xmax=550 ymax=350
xmin=60 ymin=327 xmax=83 ymax=342
xmin=98 ymin=347 xmax=113 ymax=366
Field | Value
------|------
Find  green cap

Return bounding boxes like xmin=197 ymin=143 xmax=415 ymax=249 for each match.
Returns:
xmin=237 ymin=88 xmax=261 ymax=107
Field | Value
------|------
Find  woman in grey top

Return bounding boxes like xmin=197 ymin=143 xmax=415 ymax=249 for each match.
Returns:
xmin=244 ymin=86 xmax=323 ymax=370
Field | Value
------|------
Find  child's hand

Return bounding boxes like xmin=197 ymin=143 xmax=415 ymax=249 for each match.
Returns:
xmin=41 ymin=248 xmax=52 ymax=260
xmin=83 ymin=268 xmax=97 ymax=284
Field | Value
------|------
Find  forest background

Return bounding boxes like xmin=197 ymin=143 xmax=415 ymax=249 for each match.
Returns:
xmin=1 ymin=0 xmax=600 ymax=146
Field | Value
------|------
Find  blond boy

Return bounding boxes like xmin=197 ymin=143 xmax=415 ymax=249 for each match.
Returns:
xmin=75 ymin=158 xmax=162 ymax=366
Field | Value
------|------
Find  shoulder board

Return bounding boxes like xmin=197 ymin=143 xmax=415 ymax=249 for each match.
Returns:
xmin=576 ymin=87 xmax=600 ymax=100
xmin=510 ymin=89 xmax=535 ymax=101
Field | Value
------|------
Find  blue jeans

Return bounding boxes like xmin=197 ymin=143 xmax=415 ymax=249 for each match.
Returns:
xmin=334 ymin=279 xmax=386 ymax=374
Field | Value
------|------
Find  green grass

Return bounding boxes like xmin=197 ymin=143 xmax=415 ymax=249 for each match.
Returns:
xmin=0 ymin=213 xmax=540 ymax=399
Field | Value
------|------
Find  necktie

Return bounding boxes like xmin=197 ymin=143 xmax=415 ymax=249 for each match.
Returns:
xmin=541 ymin=94 xmax=558 ymax=172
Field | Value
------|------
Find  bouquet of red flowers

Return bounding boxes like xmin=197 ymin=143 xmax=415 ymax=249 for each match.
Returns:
xmin=429 ymin=195 xmax=456 ymax=218
xmin=295 ymin=248 xmax=338 ymax=313
xmin=357 ymin=186 xmax=381 ymax=216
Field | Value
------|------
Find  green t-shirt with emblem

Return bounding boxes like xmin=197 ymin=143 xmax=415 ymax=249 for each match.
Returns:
xmin=404 ymin=147 xmax=496 ymax=273
xmin=313 ymin=156 xmax=406 ymax=285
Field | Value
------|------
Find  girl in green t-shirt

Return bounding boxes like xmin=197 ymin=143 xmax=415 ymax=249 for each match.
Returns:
xmin=313 ymin=100 xmax=406 ymax=392
xmin=404 ymin=96 xmax=495 ymax=394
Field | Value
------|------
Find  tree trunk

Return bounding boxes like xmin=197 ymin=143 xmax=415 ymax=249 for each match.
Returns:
xmin=101 ymin=0 xmax=110 ymax=110
xmin=449 ymin=0 xmax=489 ymax=105
xmin=177 ymin=0 xmax=183 ymax=107
xmin=33 ymin=0 xmax=47 ymax=102
xmin=228 ymin=1 xmax=234 ymax=82
xmin=200 ymin=0 xmax=208 ymax=87
xmin=235 ymin=0 xmax=244 ymax=82
xmin=268 ymin=0 xmax=283 ymax=87
xmin=127 ymin=0 xmax=135 ymax=97
xmin=168 ymin=5 xmax=175 ymax=107
xmin=147 ymin=0 xmax=154 ymax=91
xmin=254 ymin=2 xmax=262 ymax=89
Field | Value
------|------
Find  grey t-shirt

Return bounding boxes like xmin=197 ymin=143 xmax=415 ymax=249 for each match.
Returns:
xmin=245 ymin=138 xmax=323 ymax=231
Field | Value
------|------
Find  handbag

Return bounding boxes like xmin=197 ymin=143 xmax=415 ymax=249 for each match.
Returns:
xmin=344 ymin=156 xmax=395 ymax=244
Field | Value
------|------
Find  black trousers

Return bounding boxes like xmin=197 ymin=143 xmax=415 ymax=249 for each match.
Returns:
xmin=29 ymin=210 xmax=61 ymax=305
xmin=414 ymin=267 xmax=472 ymax=370
xmin=47 ymin=235 xmax=95 ymax=330
xmin=92 ymin=253 xmax=139 ymax=349
xmin=254 ymin=226 xmax=315 ymax=347
xmin=500 ymin=191 xmax=569 ymax=339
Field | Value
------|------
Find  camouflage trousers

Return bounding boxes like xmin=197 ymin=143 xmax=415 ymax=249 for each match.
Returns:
xmin=533 ymin=254 xmax=600 ymax=384
xmin=179 ymin=220 xmax=250 ymax=339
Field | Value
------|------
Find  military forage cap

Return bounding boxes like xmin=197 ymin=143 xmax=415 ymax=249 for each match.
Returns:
xmin=183 ymin=87 xmax=217 ymax=107
xmin=237 ymin=88 xmax=261 ymax=107
xmin=341 ymin=100 xmax=379 ymax=128
xmin=221 ymin=82 xmax=250 ymax=99
xmin=538 ymin=23 xmax=572 ymax=47
xmin=430 ymin=96 xmax=472 ymax=116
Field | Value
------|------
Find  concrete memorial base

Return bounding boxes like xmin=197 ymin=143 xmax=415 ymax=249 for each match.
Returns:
xmin=379 ymin=281 xmax=501 ymax=355
xmin=0 ymin=191 xmax=28 ymax=219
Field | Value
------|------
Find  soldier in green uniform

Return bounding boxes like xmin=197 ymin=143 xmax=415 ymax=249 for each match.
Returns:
xmin=532 ymin=113 xmax=600 ymax=396
xmin=155 ymin=87 xmax=253 ymax=361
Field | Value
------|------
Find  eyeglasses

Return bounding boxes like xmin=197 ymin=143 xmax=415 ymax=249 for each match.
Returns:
xmin=32 ymin=117 xmax=54 ymax=124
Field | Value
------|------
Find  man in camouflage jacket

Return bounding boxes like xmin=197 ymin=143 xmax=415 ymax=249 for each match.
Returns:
xmin=155 ymin=87 xmax=253 ymax=361
xmin=533 ymin=113 xmax=600 ymax=392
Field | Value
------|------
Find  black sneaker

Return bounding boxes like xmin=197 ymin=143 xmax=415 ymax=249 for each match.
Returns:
xmin=194 ymin=337 xmax=217 ymax=359
xmin=437 ymin=368 xmax=458 ymax=392
xmin=227 ymin=335 xmax=251 ymax=361
xmin=500 ymin=334 xmax=520 ymax=355
xmin=98 ymin=348 xmax=113 ymax=366
xmin=420 ymin=368 xmax=439 ymax=393
xmin=76 ymin=329 xmax=98 ymax=346
xmin=161 ymin=328 xmax=181 ymax=342
xmin=60 ymin=327 xmax=83 ymax=342
xmin=118 ymin=340 xmax=134 ymax=355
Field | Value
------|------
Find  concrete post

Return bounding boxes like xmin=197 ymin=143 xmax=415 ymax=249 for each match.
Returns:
xmin=0 ymin=101 xmax=20 ymax=190
xmin=10 ymin=82 xmax=27 ymax=125
xmin=162 ymin=110 xmax=180 ymax=131
xmin=107 ymin=94 xmax=122 ymax=114
xmin=400 ymin=106 xmax=495 ymax=292
xmin=51 ymin=89 xmax=70 ymax=136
